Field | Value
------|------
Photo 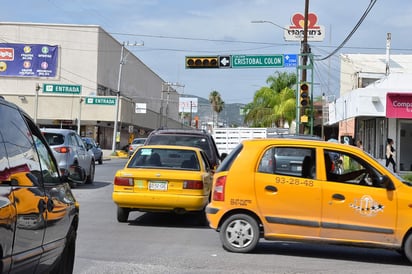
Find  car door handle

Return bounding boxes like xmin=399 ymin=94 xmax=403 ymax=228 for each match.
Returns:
xmin=265 ymin=185 xmax=278 ymax=192
xmin=332 ymin=193 xmax=345 ymax=201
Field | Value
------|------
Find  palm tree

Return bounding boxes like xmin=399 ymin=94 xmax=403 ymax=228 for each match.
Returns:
xmin=244 ymin=72 xmax=297 ymax=127
xmin=209 ymin=90 xmax=224 ymax=127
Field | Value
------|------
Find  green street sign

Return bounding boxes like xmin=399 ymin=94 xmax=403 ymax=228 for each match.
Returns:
xmin=232 ymin=55 xmax=284 ymax=68
xmin=43 ymin=84 xmax=81 ymax=94
xmin=85 ymin=97 xmax=116 ymax=105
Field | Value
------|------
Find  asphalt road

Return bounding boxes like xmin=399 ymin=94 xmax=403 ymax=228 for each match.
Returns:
xmin=72 ymin=158 xmax=412 ymax=274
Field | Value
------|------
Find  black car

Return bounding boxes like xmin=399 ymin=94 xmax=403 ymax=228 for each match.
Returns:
xmin=0 ymin=96 xmax=79 ymax=273
xmin=145 ymin=128 xmax=226 ymax=169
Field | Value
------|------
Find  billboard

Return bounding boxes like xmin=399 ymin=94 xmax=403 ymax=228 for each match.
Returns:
xmin=179 ymin=97 xmax=198 ymax=113
xmin=0 ymin=43 xmax=58 ymax=77
xmin=386 ymin=92 xmax=412 ymax=118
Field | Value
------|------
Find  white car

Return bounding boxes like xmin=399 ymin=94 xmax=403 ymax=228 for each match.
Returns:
xmin=128 ymin=138 xmax=147 ymax=157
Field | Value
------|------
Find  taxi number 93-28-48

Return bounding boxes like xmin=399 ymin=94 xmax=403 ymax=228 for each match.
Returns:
xmin=274 ymin=176 xmax=314 ymax=187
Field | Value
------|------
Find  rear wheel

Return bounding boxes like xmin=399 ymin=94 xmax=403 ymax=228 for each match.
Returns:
xmin=86 ymin=161 xmax=95 ymax=184
xmin=117 ymin=207 xmax=130 ymax=223
xmin=220 ymin=214 xmax=260 ymax=253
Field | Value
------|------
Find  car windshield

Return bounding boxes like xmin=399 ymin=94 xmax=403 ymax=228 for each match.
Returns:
xmin=43 ymin=133 xmax=65 ymax=146
xmin=127 ymin=147 xmax=200 ymax=171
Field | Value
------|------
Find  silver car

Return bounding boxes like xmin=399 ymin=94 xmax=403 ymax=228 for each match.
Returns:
xmin=128 ymin=138 xmax=147 ymax=157
xmin=42 ymin=128 xmax=95 ymax=187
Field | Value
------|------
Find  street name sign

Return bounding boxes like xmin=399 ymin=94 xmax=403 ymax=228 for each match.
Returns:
xmin=231 ymin=55 xmax=284 ymax=68
xmin=85 ymin=97 xmax=116 ymax=105
xmin=284 ymin=54 xmax=298 ymax=68
xmin=43 ymin=83 xmax=81 ymax=94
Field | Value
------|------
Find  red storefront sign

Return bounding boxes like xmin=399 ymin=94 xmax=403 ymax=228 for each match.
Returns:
xmin=386 ymin=92 xmax=412 ymax=118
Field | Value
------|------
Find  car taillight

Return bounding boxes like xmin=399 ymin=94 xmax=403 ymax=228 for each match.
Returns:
xmin=54 ymin=147 xmax=70 ymax=153
xmin=213 ymin=175 xmax=226 ymax=201
xmin=114 ymin=177 xmax=133 ymax=186
xmin=129 ymin=146 xmax=133 ymax=151
xmin=183 ymin=180 xmax=203 ymax=189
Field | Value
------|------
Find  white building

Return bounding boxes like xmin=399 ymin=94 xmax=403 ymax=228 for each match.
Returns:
xmin=330 ymin=53 xmax=412 ymax=171
xmin=0 ymin=22 xmax=183 ymax=149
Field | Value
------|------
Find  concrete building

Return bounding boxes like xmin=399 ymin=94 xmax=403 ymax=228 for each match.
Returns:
xmin=329 ymin=53 xmax=412 ymax=171
xmin=0 ymin=22 xmax=183 ymax=150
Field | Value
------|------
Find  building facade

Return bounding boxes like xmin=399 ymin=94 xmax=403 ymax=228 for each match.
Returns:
xmin=329 ymin=53 xmax=412 ymax=172
xmin=0 ymin=22 xmax=183 ymax=150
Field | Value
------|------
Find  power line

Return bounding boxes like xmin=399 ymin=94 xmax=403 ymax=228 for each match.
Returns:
xmin=315 ymin=0 xmax=378 ymax=61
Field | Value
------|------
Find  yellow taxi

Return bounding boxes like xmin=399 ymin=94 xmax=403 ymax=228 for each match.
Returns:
xmin=206 ymin=138 xmax=412 ymax=263
xmin=113 ymin=145 xmax=213 ymax=222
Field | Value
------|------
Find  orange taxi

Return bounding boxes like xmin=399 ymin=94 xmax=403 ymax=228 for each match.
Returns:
xmin=113 ymin=145 xmax=213 ymax=222
xmin=206 ymin=138 xmax=412 ymax=263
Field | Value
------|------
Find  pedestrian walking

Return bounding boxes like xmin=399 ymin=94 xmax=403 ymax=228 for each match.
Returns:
xmin=356 ymin=140 xmax=363 ymax=150
xmin=386 ymin=138 xmax=396 ymax=172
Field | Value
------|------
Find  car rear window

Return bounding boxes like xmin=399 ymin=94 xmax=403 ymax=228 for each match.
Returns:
xmin=43 ymin=133 xmax=65 ymax=146
xmin=147 ymin=134 xmax=211 ymax=159
xmin=127 ymin=147 xmax=200 ymax=171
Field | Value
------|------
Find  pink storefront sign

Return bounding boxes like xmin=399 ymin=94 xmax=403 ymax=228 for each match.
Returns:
xmin=386 ymin=92 xmax=412 ymax=118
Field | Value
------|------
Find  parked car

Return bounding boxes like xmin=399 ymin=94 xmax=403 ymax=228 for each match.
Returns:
xmin=42 ymin=128 xmax=95 ymax=187
xmin=145 ymin=128 xmax=226 ymax=170
xmin=113 ymin=145 xmax=213 ymax=223
xmin=206 ymin=138 xmax=412 ymax=263
xmin=82 ymin=137 xmax=103 ymax=164
xmin=0 ymin=96 xmax=79 ymax=273
xmin=128 ymin=137 xmax=147 ymax=157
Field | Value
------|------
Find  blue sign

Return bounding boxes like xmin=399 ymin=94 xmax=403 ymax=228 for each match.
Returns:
xmin=0 ymin=43 xmax=58 ymax=77
xmin=283 ymin=54 xmax=298 ymax=68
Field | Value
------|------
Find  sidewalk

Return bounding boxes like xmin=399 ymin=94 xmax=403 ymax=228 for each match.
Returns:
xmin=102 ymin=149 xmax=129 ymax=160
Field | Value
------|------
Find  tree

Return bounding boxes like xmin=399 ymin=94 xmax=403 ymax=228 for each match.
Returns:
xmin=209 ymin=90 xmax=224 ymax=127
xmin=244 ymin=72 xmax=297 ymax=128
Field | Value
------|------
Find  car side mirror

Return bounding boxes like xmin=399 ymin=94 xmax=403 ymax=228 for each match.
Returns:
xmin=220 ymin=153 xmax=228 ymax=161
xmin=378 ymin=175 xmax=395 ymax=190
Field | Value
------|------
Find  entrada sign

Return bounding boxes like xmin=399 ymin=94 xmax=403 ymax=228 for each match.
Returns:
xmin=85 ymin=97 xmax=116 ymax=105
xmin=43 ymin=84 xmax=81 ymax=94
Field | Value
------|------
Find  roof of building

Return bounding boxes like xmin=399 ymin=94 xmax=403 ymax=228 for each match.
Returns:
xmin=341 ymin=54 xmax=412 ymax=74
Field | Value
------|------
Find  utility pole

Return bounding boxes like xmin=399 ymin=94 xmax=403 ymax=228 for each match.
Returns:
xmin=111 ymin=41 xmax=144 ymax=154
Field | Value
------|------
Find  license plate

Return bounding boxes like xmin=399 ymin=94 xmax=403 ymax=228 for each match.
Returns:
xmin=148 ymin=181 xmax=168 ymax=191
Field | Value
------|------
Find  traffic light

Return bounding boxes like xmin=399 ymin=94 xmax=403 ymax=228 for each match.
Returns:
xmin=185 ymin=56 xmax=219 ymax=69
xmin=300 ymin=83 xmax=310 ymax=107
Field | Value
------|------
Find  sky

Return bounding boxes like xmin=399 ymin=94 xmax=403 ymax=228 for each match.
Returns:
xmin=2 ymin=0 xmax=412 ymax=104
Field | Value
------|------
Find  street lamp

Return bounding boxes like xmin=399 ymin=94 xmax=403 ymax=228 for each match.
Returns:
xmin=250 ymin=20 xmax=289 ymax=31
xmin=111 ymin=41 xmax=144 ymax=154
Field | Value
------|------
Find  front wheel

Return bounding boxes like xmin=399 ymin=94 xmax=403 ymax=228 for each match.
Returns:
xmin=51 ymin=227 xmax=76 ymax=274
xmin=403 ymin=233 xmax=412 ymax=263
xmin=219 ymin=214 xmax=259 ymax=253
